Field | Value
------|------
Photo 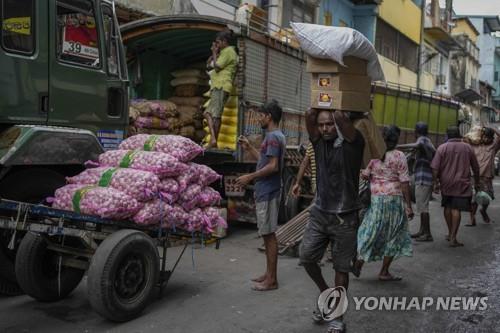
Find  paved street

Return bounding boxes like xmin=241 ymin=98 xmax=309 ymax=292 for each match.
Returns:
xmin=1 ymin=180 xmax=500 ymax=333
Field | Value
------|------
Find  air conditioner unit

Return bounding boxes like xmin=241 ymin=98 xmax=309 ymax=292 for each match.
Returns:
xmin=435 ymin=74 xmax=446 ymax=85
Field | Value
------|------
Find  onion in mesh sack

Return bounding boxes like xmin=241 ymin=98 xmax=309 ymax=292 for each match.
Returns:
xmin=134 ymin=116 xmax=174 ymax=130
xmin=204 ymin=206 xmax=227 ymax=230
xmin=67 ymin=167 xmax=160 ymax=202
xmin=119 ymin=134 xmax=204 ymax=162
xmin=181 ymin=186 xmax=222 ymax=211
xmin=177 ymin=163 xmax=221 ymax=192
xmin=98 ymin=149 xmax=188 ymax=177
xmin=133 ymin=199 xmax=174 ymax=225
xmin=160 ymin=178 xmax=181 ymax=203
xmin=52 ymin=184 xmax=142 ymax=219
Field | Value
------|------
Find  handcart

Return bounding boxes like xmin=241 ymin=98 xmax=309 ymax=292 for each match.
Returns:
xmin=0 ymin=199 xmax=220 ymax=322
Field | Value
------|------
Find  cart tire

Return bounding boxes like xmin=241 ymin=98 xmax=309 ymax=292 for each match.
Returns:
xmin=87 ymin=229 xmax=159 ymax=322
xmin=0 ymin=240 xmax=22 ymax=296
xmin=15 ymin=232 xmax=85 ymax=302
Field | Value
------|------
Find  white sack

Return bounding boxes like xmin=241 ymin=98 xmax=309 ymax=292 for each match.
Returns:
xmin=290 ymin=23 xmax=385 ymax=82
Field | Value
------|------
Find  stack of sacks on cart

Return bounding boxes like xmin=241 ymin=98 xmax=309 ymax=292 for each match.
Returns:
xmin=51 ymin=134 xmax=226 ymax=233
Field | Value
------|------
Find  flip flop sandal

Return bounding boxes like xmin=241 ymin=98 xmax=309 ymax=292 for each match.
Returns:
xmin=327 ymin=321 xmax=346 ymax=333
xmin=449 ymin=242 xmax=464 ymax=248
xmin=415 ymin=234 xmax=433 ymax=242
xmin=379 ymin=275 xmax=402 ymax=282
xmin=465 ymin=224 xmax=477 ymax=227
xmin=312 ymin=310 xmax=324 ymax=324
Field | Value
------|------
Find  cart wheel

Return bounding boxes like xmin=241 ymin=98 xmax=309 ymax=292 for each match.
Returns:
xmin=15 ymin=232 xmax=85 ymax=302
xmin=87 ymin=229 xmax=159 ymax=322
xmin=0 ymin=233 xmax=22 ymax=296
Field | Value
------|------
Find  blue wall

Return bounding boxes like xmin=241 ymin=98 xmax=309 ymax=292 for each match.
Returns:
xmin=318 ymin=0 xmax=377 ymax=43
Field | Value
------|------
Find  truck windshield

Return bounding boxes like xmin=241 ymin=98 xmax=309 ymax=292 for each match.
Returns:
xmin=56 ymin=0 xmax=101 ymax=68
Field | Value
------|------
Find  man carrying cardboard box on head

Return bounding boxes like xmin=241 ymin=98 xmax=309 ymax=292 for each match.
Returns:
xmin=300 ymin=107 xmax=365 ymax=333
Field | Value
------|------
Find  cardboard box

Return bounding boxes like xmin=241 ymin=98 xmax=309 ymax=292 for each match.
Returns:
xmin=311 ymin=73 xmax=371 ymax=93
xmin=311 ymin=90 xmax=371 ymax=112
xmin=306 ymin=56 xmax=368 ymax=75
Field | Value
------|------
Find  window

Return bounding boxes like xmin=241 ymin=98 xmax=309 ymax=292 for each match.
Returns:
xmin=56 ymin=0 xmax=100 ymax=68
xmin=495 ymin=71 xmax=499 ymax=82
xmin=283 ymin=0 xmax=315 ymax=27
xmin=102 ymin=5 xmax=119 ymax=76
xmin=375 ymin=19 xmax=418 ymax=72
xmin=1 ymin=0 xmax=35 ymax=54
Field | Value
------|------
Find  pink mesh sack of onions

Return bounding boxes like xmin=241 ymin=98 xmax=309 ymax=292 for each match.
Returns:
xmin=133 ymin=199 xmax=175 ymax=226
xmin=98 ymin=149 xmax=188 ymax=177
xmin=159 ymin=178 xmax=181 ymax=203
xmin=52 ymin=184 xmax=142 ymax=219
xmin=181 ymin=186 xmax=222 ymax=211
xmin=66 ymin=167 xmax=160 ymax=202
xmin=134 ymin=116 xmax=173 ymax=130
xmin=204 ymin=206 xmax=227 ymax=230
xmin=119 ymin=134 xmax=204 ymax=162
xmin=181 ymin=207 xmax=226 ymax=233
xmin=177 ymin=163 xmax=222 ymax=191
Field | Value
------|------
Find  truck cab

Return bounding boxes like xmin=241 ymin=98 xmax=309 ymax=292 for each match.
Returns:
xmin=0 ymin=0 xmax=128 ymax=202
xmin=0 ymin=0 xmax=128 ymax=296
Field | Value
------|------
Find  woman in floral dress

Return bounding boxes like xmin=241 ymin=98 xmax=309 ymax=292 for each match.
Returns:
xmin=354 ymin=125 xmax=414 ymax=281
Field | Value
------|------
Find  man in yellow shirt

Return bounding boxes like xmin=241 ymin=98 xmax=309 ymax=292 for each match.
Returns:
xmin=205 ymin=31 xmax=238 ymax=148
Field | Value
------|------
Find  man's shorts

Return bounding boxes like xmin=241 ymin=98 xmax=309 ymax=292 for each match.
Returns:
xmin=441 ymin=195 xmax=472 ymax=212
xmin=204 ymin=88 xmax=229 ymax=119
xmin=256 ymin=195 xmax=280 ymax=236
xmin=299 ymin=207 xmax=359 ymax=273
xmin=415 ymin=184 xmax=432 ymax=214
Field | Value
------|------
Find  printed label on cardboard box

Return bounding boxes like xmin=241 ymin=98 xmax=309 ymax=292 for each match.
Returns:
xmin=318 ymin=92 xmax=333 ymax=107
xmin=317 ymin=74 xmax=332 ymax=88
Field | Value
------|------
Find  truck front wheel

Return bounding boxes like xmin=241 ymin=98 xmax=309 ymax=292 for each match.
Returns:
xmin=0 ymin=168 xmax=66 ymax=296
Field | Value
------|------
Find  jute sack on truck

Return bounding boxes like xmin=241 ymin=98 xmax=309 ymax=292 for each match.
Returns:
xmin=170 ymin=76 xmax=209 ymax=87
xmin=168 ymin=96 xmax=205 ymax=108
xmin=291 ymin=23 xmax=385 ymax=82
xmin=171 ymin=68 xmax=207 ymax=79
xmin=353 ymin=113 xmax=386 ymax=168
xmin=175 ymin=84 xmax=207 ymax=97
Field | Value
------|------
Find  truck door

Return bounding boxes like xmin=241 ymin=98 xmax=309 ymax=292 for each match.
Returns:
xmin=0 ymin=0 xmax=49 ymax=124
xmin=48 ymin=0 xmax=127 ymax=148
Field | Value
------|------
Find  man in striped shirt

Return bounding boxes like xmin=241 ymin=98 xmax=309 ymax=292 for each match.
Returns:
xmin=292 ymin=142 xmax=316 ymax=196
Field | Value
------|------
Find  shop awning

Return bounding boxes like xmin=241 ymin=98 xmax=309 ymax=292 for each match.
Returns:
xmin=454 ymin=88 xmax=482 ymax=103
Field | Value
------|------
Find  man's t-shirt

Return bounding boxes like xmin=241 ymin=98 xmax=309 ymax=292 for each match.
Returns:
xmin=472 ymin=137 xmax=500 ymax=179
xmin=431 ymin=139 xmax=479 ymax=197
xmin=211 ymin=46 xmax=238 ymax=93
xmin=313 ymin=130 xmax=365 ymax=214
xmin=255 ymin=129 xmax=286 ymax=203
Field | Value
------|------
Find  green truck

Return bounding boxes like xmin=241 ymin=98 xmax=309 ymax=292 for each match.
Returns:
xmin=0 ymin=2 xmax=460 ymax=297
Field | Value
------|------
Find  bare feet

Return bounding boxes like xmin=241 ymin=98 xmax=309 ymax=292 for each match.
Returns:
xmin=411 ymin=231 xmax=423 ymax=239
xmin=251 ymin=274 xmax=267 ymax=283
xmin=445 ymin=235 xmax=450 ymax=241
xmin=207 ymin=140 xmax=217 ymax=149
xmin=449 ymin=240 xmax=464 ymax=247
xmin=352 ymin=259 xmax=364 ymax=278
xmin=251 ymin=280 xmax=278 ymax=291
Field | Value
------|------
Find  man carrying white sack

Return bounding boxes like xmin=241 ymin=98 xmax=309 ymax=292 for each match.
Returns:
xmin=236 ymin=100 xmax=285 ymax=292
xmin=300 ymin=109 xmax=364 ymax=333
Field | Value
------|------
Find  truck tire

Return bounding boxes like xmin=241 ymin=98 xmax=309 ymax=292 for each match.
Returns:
xmin=0 ymin=235 xmax=22 ymax=296
xmin=279 ymin=169 xmax=299 ymax=224
xmin=87 ymin=229 xmax=159 ymax=322
xmin=0 ymin=168 xmax=66 ymax=295
xmin=15 ymin=232 xmax=85 ymax=302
